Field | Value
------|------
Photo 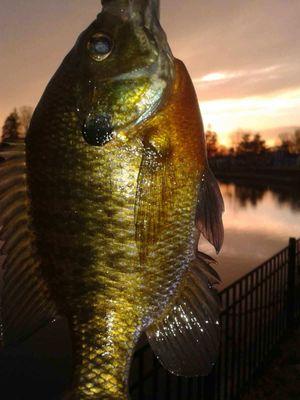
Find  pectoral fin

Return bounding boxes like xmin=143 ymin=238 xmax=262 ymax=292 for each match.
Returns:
xmin=195 ymin=167 xmax=224 ymax=253
xmin=146 ymin=254 xmax=221 ymax=376
xmin=0 ymin=141 xmax=58 ymax=347
xmin=135 ymin=130 xmax=174 ymax=261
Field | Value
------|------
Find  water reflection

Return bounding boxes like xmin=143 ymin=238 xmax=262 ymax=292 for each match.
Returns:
xmin=230 ymin=181 xmax=300 ymax=211
xmin=199 ymin=179 xmax=300 ymax=289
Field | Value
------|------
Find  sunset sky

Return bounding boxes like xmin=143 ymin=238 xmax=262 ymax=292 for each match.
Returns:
xmin=1 ymin=0 xmax=300 ymax=146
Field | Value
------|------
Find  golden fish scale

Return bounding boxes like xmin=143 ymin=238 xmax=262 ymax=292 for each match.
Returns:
xmin=26 ymin=60 xmax=205 ymax=399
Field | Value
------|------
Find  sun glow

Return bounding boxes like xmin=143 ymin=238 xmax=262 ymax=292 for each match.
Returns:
xmin=198 ymin=87 xmax=300 ymax=147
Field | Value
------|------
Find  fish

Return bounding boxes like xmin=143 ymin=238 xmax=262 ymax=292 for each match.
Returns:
xmin=0 ymin=0 xmax=224 ymax=399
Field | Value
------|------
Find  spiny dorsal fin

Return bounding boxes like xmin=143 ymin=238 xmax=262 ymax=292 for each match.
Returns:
xmin=0 ymin=141 xmax=58 ymax=347
xmin=195 ymin=167 xmax=224 ymax=253
xmin=146 ymin=253 xmax=221 ymax=376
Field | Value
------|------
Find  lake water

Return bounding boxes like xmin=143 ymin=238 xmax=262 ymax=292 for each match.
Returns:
xmin=199 ymin=180 xmax=300 ymax=289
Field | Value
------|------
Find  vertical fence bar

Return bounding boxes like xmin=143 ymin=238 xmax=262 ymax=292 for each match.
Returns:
xmin=223 ymin=290 xmax=230 ymax=400
xmin=288 ymin=238 xmax=296 ymax=329
xmin=204 ymin=366 xmax=216 ymax=400
xmin=243 ymin=277 xmax=249 ymax=389
xmin=187 ymin=378 xmax=193 ymax=400
xmin=284 ymin=257 xmax=289 ymax=331
xmin=254 ymin=270 xmax=260 ymax=370
xmin=248 ymin=273 xmax=254 ymax=386
xmin=232 ymin=285 xmax=238 ymax=398
xmin=272 ymin=257 xmax=278 ymax=346
xmin=176 ymin=375 xmax=182 ymax=400
xmin=274 ymin=257 xmax=280 ymax=342
xmin=258 ymin=267 xmax=264 ymax=366
xmin=278 ymin=257 xmax=284 ymax=337
xmin=262 ymin=262 xmax=268 ymax=359
xmin=265 ymin=260 xmax=276 ymax=354
xmin=268 ymin=260 xmax=274 ymax=351
xmin=236 ymin=282 xmax=243 ymax=393
xmin=297 ymin=241 xmax=300 ymax=319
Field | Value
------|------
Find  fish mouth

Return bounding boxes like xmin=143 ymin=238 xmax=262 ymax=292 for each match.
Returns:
xmin=82 ymin=113 xmax=116 ymax=146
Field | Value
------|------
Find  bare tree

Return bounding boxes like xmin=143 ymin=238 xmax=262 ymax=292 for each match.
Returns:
xmin=18 ymin=106 xmax=33 ymax=137
xmin=230 ymin=130 xmax=243 ymax=151
xmin=205 ymin=130 xmax=219 ymax=158
xmin=293 ymin=129 xmax=300 ymax=153
xmin=278 ymin=132 xmax=294 ymax=153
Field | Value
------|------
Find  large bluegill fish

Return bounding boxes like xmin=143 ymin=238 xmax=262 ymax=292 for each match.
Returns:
xmin=0 ymin=0 xmax=224 ymax=399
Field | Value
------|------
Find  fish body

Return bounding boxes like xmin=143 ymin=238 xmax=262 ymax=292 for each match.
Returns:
xmin=0 ymin=1 xmax=224 ymax=399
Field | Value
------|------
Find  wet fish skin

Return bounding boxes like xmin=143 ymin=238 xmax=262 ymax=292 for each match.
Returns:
xmin=26 ymin=59 xmax=204 ymax=399
xmin=2 ymin=1 xmax=222 ymax=399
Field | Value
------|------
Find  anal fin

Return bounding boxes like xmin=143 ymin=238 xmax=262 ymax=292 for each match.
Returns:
xmin=146 ymin=254 xmax=221 ymax=376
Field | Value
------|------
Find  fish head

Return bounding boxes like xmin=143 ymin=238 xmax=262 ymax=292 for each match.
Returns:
xmin=68 ymin=0 xmax=174 ymax=146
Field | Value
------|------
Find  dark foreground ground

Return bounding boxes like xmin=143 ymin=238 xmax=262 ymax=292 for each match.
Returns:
xmin=0 ymin=318 xmax=72 ymax=400
xmin=242 ymin=327 xmax=300 ymax=400
xmin=1 ymin=318 xmax=299 ymax=400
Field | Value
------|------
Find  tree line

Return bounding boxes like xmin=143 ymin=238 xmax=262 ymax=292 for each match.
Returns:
xmin=1 ymin=107 xmax=33 ymax=143
xmin=206 ymin=129 xmax=300 ymax=171
xmin=206 ymin=129 xmax=300 ymax=158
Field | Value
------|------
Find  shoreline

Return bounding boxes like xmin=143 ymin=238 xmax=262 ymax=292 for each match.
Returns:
xmin=214 ymin=169 xmax=300 ymax=186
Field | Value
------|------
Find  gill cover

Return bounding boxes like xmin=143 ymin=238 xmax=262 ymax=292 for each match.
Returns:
xmin=79 ymin=0 xmax=174 ymax=146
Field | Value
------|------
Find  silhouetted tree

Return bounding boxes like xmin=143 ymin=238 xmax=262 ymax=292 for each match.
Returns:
xmin=236 ymin=133 xmax=251 ymax=155
xmin=293 ymin=129 xmax=300 ymax=153
xmin=230 ymin=130 xmax=243 ymax=151
xmin=18 ymin=106 xmax=33 ymax=137
xmin=1 ymin=109 xmax=20 ymax=143
xmin=1 ymin=106 xmax=34 ymax=143
xmin=237 ymin=133 xmax=266 ymax=155
xmin=278 ymin=130 xmax=300 ymax=154
xmin=228 ymin=147 xmax=235 ymax=156
xmin=252 ymin=134 xmax=267 ymax=154
xmin=278 ymin=133 xmax=293 ymax=154
xmin=205 ymin=130 xmax=219 ymax=158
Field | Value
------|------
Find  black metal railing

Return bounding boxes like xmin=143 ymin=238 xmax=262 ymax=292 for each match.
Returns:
xmin=129 ymin=237 xmax=300 ymax=400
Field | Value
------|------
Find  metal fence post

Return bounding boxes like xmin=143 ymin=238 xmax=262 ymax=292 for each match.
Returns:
xmin=203 ymin=366 xmax=216 ymax=400
xmin=287 ymin=237 xmax=296 ymax=329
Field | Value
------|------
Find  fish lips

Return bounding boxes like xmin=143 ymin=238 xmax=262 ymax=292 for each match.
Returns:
xmin=82 ymin=113 xmax=115 ymax=146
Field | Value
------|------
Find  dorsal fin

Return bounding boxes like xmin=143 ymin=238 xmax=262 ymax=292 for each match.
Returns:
xmin=0 ymin=141 xmax=58 ymax=347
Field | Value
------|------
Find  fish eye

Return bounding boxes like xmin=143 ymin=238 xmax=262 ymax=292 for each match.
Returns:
xmin=87 ymin=33 xmax=113 ymax=61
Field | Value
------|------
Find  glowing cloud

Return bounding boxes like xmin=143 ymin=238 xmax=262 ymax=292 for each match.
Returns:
xmin=199 ymin=87 xmax=300 ymax=146
xmin=194 ymin=65 xmax=282 ymax=86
